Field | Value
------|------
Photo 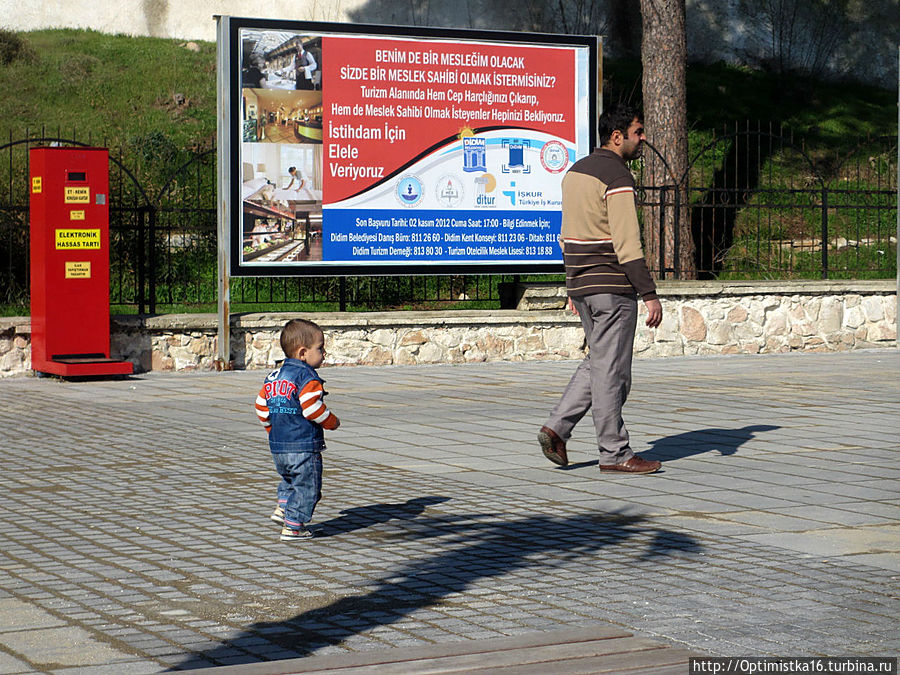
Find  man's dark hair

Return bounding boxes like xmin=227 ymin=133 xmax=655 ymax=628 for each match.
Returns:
xmin=598 ymin=104 xmax=642 ymax=147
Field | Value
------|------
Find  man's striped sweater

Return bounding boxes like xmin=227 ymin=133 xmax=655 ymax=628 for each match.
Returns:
xmin=560 ymin=148 xmax=658 ymax=300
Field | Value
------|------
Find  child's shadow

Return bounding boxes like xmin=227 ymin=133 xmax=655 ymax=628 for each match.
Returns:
xmin=316 ymin=496 xmax=450 ymax=537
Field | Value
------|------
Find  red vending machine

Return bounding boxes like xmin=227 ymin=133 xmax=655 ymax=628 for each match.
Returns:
xmin=29 ymin=147 xmax=133 ymax=377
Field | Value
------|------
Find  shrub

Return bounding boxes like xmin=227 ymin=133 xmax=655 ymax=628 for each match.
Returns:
xmin=0 ymin=29 xmax=35 ymax=65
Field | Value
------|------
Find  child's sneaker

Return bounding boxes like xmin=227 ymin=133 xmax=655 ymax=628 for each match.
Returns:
xmin=280 ymin=525 xmax=313 ymax=541
xmin=270 ymin=506 xmax=285 ymax=525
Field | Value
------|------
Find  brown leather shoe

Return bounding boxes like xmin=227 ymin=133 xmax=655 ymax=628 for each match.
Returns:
xmin=599 ymin=455 xmax=661 ymax=474
xmin=538 ymin=426 xmax=568 ymax=466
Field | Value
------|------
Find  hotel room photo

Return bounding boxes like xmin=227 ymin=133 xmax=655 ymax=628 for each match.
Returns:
xmin=241 ymin=142 xmax=324 ymax=263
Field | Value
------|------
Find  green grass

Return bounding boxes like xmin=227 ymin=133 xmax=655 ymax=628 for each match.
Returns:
xmin=0 ymin=29 xmax=217 ymax=150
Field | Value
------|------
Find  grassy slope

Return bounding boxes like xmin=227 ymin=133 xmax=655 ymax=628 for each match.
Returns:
xmin=0 ymin=29 xmax=217 ymax=149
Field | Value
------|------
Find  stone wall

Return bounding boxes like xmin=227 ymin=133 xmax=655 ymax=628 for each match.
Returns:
xmin=1 ymin=281 xmax=895 ymax=377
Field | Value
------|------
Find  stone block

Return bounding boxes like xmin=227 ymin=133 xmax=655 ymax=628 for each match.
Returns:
xmin=370 ymin=328 xmax=395 ymax=346
xmin=727 ymin=305 xmax=749 ymax=323
xmin=706 ymin=320 xmax=732 ymax=345
xmin=189 ymin=337 xmax=210 ymax=355
xmin=764 ymin=306 xmax=788 ymax=333
xmin=543 ymin=327 xmax=583 ymax=350
xmin=733 ymin=320 xmax=763 ymax=340
xmin=152 ymin=351 xmax=175 ymax=371
xmin=516 ymin=333 xmax=544 ymax=354
xmin=417 ymin=342 xmax=445 ymax=363
xmin=867 ymin=323 xmax=896 ymax=341
xmin=461 ymin=347 xmax=485 ymax=362
xmin=861 ymin=296 xmax=885 ymax=322
xmin=680 ymin=305 xmax=707 ymax=342
xmin=476 ymin=333 xmax=513 ymax=356
xmin=394 ymin=348 xmax=417 ymax=365
xmin=818 ymin=297 xmax=843 ymax=332
xmin=0 ymin=349 xmax=24 ymax=371
xmin=843 ymin=306 xmax=865 ymax=329
xmin=739 ymin=341 xmax=761 ymax=354
xmin=363 ymin=346 xmax=393 ymax=366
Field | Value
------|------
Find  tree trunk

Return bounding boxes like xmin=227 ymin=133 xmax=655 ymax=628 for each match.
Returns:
xmin=640 ymin=0 xmax=695 ymax=278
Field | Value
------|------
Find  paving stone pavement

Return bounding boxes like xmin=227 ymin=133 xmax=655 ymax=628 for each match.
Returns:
xmin=0 ymin=349 xmax=898 ymax=673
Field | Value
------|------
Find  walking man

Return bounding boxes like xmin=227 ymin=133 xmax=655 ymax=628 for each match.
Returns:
xmin=538 ymin=104 xmax=663 ymax=474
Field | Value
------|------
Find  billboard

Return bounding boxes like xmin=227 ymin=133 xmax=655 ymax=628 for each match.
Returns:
xmin=221 ymin=17 xmax=599 ymax=276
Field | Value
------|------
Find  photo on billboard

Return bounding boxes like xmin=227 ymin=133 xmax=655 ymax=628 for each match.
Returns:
xmin=225 ymin=18 xmax=598 ymax=276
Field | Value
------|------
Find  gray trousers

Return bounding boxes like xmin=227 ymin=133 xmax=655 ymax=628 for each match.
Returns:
xmin=544 ymin=293 xmax=638 ymax=465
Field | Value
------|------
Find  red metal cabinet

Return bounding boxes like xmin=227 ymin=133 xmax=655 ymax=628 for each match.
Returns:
xmin=29 ymin=147 xmax=132 ymax=376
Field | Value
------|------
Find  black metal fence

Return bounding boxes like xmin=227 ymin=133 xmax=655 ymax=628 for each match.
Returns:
xmin=640 ymin=123 xmax=898 ymax=281
xmin=1 ymin=125 xmax=896 ymax=313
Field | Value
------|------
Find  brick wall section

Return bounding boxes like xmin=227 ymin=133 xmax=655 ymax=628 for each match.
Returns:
xmin=2 ymin=281 xmax=896 ymax=377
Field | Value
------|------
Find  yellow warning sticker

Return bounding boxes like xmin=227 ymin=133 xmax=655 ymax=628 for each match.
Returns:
xmin=32 ymin=176 xmax=42 ymax=193
xmin=55 ymin=229 xmax=101 ymax=249
xmin=64 ymin=186 xmax=90 ymax=203
xmin=69 ymin=210 xmax=86 ymax=221
xmin=65 ymin=262 xmax=91 ymax=279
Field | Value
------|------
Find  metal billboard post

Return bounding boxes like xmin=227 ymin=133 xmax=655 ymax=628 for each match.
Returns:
xmin=216 ymin=15 xmax=232 ymax=369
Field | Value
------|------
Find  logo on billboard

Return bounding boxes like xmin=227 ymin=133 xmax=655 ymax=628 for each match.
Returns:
xmin=501 ymin=140 xmax=531 ymax=174
xmin=474 ymin=173 xmax=497 ymax=207
xmin=396 ymin=175 xmax=424 ymax=207
xmin=436 ymin=175 xmax=464 ymax=207
xmin=463 ymin=137 xmax=486 ymax=172
xmin=502 ymin=181 xmax=517 ymax=206
xmin=540 ymin=141 xmax=569 ymax=173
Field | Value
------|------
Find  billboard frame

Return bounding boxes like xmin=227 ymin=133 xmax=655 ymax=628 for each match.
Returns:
xmin=220 ymin=15 xmax=599 ymax=278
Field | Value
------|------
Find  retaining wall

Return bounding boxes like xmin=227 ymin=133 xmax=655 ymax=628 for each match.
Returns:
xmin=1 ymin=281 xmax=895 ymax=377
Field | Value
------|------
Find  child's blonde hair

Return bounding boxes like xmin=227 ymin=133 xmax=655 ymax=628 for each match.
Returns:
xmin=280 ymin=319 xmax=323 ymax=359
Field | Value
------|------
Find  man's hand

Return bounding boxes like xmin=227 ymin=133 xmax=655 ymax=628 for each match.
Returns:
xmin=567 ymin=297 xmax=579 ymax=316
xmin=644 ymin=298 xmax=662 ymax=328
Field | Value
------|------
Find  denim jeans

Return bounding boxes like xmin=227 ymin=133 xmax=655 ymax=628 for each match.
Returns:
xmin=273 ymin=452 xmax=322 ymax=527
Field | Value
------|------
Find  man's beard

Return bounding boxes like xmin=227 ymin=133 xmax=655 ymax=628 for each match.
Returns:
xmin=622 ymin=143 xmax=643 ymax=161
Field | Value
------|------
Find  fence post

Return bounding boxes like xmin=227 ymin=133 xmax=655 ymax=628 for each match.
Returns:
xmin=657 ymin=186 xmax=667 ymax=279
xmin=148 ymin=205 xmax=157 ymax=315
xmin=820 ymin=187 xmax=828 ymax=280
xmin=137 ymin=206 xmax=146 ymax=316
xmin=673 ymin=183 xmax=681 ymax=280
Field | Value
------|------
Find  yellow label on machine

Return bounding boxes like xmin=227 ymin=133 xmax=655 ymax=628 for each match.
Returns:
xmin=32 ymin=177 xmax=42 ymax=193
xmin=69 ymin=210 xmax=85 ymax=221
xmin=65 ymin=261 xmax=92 ymax=279
xmin=55 ymin=229 xmax=101 ymax=249
xmin=64 ymin=186 xmax=90 ymax=203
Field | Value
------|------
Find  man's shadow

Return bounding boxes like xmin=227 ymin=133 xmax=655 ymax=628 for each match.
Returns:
xmin=642 ymin=424 xmax=780 ymax=462
xmin=315 ymin=496 xmax=451 ymax=537
xmin=171 ymin=510 xmax=701 ymax=669
xmin=559 ymin=425 xmax=780 ymax=469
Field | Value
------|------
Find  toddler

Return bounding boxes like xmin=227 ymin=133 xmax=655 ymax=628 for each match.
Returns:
xmin=255 ymin=319 xmax=339 ymax=541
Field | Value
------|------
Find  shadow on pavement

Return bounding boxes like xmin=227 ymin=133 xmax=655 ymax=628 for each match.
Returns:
xmin=315 ymin=496 xmax=451 ymax=537
xmin=643 ymin=424 xmax=780 ymax=462
xmin=170 ymin=510 xmax=700 ymax=670
xmin=559 ymin=459 xmax=599 ymax=471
